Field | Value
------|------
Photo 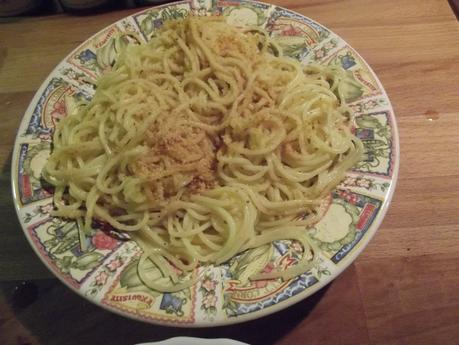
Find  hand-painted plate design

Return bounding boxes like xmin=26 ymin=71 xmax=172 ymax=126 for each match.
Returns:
xmin=12 ymin=0 xmax=399 ymax=326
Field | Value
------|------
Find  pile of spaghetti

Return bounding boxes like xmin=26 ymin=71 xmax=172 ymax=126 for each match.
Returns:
xmin=44 ymin=16 xmax=362 ymax=291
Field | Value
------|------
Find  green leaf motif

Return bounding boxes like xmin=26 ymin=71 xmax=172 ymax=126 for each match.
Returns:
xmin=72 ymin=251 xmax=104 ymax=270
xmin=140 ymin=18 xmax=153 ymax=37
xmin=57 ymin=256 xmax=73 ymax=274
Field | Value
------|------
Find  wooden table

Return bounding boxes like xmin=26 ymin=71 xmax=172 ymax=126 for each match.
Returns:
xmin=1 ymin=1 xmax=458 ymax=344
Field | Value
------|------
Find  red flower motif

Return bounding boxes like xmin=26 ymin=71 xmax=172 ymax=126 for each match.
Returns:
xmin=51 ymin=99 xmax=66 ymax=119
xmin=343 ymin=176 xmax=357 ymax=186
xmin=291 ymin=241 xmax=303 ymax=253
xmin=346 ymin=194 xmax=359 ymax=204
xmin=363 ymin=100 xmax=378 ymax=110
xmin=252 ymin=263 xmax=277 ymax=289
xmin=202 ymin=278 xmax=216 ymax=292
xmin=106 ymin=258 xmax=123 ymax=272
xmin=262 ymin=262 xmax=275 ymax=273
xmin=281 ymin=24 xmax=302 ymax=36
xmin=203 ymin=294 xmax=217 ymax=309
xmin=324 ymin=41 xmax=335 ymax=50
xmin=356 ymin=178 xmax=371 ymax=189
xmin=39 ymin=204 xmax=54 ymax=214
xmin=254 ymin=280 xmax=269 ymax=289
xmin=338 ymin=190 xmax=359 ymax=204
xmin=315 ymin=49 xmax=325 ymax=59
xmin=95 ymin=271 xmax=108 ymax=286
xmin=339 ymin=190 xmax=349 ymax=198
xmin=38 ymin=133 xmax=52 ymax=141
xmin=92 ymin=232 xmax=118 ymax=250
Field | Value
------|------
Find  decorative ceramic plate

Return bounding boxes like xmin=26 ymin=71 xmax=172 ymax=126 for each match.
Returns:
xmin=137 ymin=337 xmax=248 ymax=345
xmin=12 ymin=0 xmax=399 ymax=327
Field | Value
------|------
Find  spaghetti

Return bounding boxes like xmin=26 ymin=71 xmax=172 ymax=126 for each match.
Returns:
xmin=44 ymin=16 xmax=363 ymax=291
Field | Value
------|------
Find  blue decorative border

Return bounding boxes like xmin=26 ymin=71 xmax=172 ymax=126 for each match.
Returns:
xmin=227 ymin=273 xmax=318 ymax=317
xmin=25 ymin=78 xmax=65 ymax=137
xmin=224 ymin=239 xmax=319 ymax=317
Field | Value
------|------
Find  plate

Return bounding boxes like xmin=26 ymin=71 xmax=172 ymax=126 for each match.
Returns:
xmin=11 ymin=0 xmax=399 ymax=327
xmin=136 ymin=337 xmax=249 ymax=345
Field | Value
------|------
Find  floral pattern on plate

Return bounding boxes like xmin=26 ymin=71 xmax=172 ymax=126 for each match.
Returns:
xmin=338 ymin=173 xmax=391 ymax=198
xmin=216 ymin=1 xmax=274 ymax=27
xmin=354 ymin=111 xmax=395 ymax=177
xmin=102 ymin=259 xmax=197 ymax=324
xmin=321 ymin=46 xmax=382 ymax=102
xmin=133 ymin=1 xmax=192 ymax=40
xmin=11 ymin=1 xmax=398 ymax=326
xmin=266 ymin=6 xmax=330 ymax=61
xmin=310 ymin=191 xmax=382 ymax=264
xmin=67 ymin=24 xmax=142 ymax=79
xmin=26 ymin=217 xmax=122 ymax=288
xmin=222 ymin=240 xmax=319 ymax=317
xmin=16 ymin=142 xmax=52 ymax=205
xmin=22 ymin=78 xmax=88 ymax=140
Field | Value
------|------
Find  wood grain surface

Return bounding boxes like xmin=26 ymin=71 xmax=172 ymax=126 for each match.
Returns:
xmin=1 ymin=1 xmax=458 ymax=344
